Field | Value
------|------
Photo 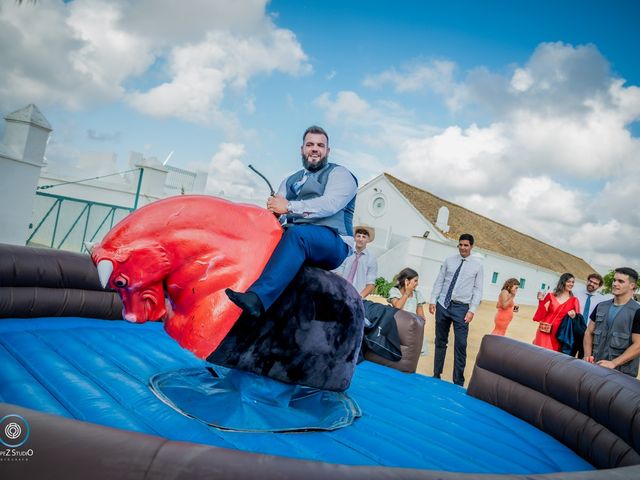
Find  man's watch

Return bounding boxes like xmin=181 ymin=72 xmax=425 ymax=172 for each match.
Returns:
xmin=286 ymin=201 xmax=292 ymax=213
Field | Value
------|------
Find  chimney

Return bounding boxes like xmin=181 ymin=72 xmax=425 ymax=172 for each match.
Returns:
xmin=436 ymin=206 xmax=450 ymax=233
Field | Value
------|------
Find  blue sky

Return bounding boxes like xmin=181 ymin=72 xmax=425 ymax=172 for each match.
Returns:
xmin=1 ymin=0 xmax=639 ymax=269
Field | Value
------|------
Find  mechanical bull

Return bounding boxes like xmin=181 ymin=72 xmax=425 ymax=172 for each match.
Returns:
xmin=91 ymin=195 xmax=282 ymax=358
xmin=91 ymin=195 xmax=364 ymax=392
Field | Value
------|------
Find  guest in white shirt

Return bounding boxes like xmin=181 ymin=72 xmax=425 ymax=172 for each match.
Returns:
xmin=573 ymin=272 xmax=606 ymax=358
xmin=428 ymin=233 xmax=484 ymax=386
xmin=575 ymin=273 xmax=606 ymax=322
xmin=334 ymin=225 xmax=378 ymax=298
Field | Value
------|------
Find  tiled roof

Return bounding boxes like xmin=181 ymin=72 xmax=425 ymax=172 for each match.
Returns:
xmin=384 ymin=173 xmax=595 ymax=279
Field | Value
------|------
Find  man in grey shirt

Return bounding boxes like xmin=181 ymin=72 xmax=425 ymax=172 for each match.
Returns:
xmin=583 ymin=267 xmax=640 ymax=377
xmin=428 ymin=233 xmax=484 ymax=386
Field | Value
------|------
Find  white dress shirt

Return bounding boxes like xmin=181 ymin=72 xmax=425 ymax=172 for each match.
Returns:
xmin=430 ymin=254 xmax=484 ymax=313
xmin=574 ymin=288 xmax=607 ymax=323
xmin=334 ymin=248 xmax=378 ymax=293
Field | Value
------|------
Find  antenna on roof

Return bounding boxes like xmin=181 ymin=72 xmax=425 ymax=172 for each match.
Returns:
xmin=162 ymin=151 xmax=174 ymax=166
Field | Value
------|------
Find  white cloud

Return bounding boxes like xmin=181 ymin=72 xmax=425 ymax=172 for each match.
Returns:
xmin=393 ymin=123 xmax=509 ymax=195
xmin=510 ymin=68 xmax=534 ymax=92
xmin=334 ymin=42 xmax=640 ymax=269
xmin=204 ymin=143 xmax=265 ymax=201
xmin=363 ymin=60 xmax=466 ymax=110
xmin=314 ymin=91 xmax=438 ymax=150
xmin=129 ymin=28 xmax=310 ymax=124
xmin=314 ymin=91 xmax=371 ymax=123
xmin=0 ymin=0 xmax=310 ymax=124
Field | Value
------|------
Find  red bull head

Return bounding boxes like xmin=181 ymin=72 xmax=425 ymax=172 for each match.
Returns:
xmin=91 ymin=195 xmax=282 ymax=358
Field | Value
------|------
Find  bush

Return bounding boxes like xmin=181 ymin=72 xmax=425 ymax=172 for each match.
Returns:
xmin=374 ymin=276 xmax=395 ymax=298
xmin=602 ymin=270 xmax=614 ymax=295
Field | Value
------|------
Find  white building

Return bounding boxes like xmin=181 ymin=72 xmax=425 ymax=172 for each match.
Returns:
xmin=0 ymin=104 xmax=52 ymax=246
xmin=355 ymin=174 xmax=596 ymax=306
xmin=0 ymin=104 xmax=208 ymax=252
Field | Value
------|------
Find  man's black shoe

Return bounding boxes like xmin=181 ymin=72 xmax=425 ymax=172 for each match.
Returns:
xmin=225 ymin=289 xmax=264 ymax=318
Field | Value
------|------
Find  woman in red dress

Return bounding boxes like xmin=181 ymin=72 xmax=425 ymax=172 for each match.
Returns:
xmin=533 ymin=273 xmax=580 ymax=351
xmin=491 ymin=278 xmax=519 ymax=336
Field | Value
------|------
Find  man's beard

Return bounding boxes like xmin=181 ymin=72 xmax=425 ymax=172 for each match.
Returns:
xmin=301 ymin=154 xmax=328 ymax=172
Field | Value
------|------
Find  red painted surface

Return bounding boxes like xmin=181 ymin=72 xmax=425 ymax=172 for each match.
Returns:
xmin=91 ymin=195 xmax=282 ymax=358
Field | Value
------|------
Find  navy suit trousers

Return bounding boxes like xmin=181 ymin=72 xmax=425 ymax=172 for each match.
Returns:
xmin=249 ymin=224 xmax=349 ymax=311
xmin=433 ymin=302 xmax=469 ymax=386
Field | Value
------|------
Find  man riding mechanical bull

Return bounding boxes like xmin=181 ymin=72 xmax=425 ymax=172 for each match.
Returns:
xmin=90 ymin=126 xmax=364 ymax=393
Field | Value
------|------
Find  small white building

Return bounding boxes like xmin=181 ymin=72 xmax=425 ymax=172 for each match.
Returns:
xmin=0 ymin=104 xmax=208 ymax=252
xmin=0 ymin=104 xmax=52 ymax=246
xmin=355 ymin=174 xmax=596 ymax=306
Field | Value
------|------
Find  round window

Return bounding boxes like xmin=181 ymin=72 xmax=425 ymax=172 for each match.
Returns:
xmin=370 ymin=195 xmax=387 ymax=217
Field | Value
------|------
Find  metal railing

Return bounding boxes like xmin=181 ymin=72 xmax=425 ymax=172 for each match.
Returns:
xmin=27 ymin=192 xmax=134 ymax=253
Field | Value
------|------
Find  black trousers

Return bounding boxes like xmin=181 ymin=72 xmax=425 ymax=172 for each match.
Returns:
xmin=433 ymin=302 xmax=469 ymax=386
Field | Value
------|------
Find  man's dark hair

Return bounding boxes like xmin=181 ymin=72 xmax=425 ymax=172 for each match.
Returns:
xmin=354 ymin=228 xmax=370 ymax=237
xmin=615 ymin=267 xmax=639 ymax=285
xmin=302 ymin=125 xmax=329 ymax=144
xmin=587 ymin=273 xmax=604 ymax=285
xmin=459 ymin=233 xmax=474 ymax=245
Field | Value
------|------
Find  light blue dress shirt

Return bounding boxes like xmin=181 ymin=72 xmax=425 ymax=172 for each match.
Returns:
xmin=430 ymin=254 xmax=484 ymax=313
xmin=276 ymin=165 xmax=357 ymax=249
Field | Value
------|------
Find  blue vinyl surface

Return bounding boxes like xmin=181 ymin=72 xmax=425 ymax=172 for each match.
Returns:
xmin=0 ymin=317 xmax=594 ymax=474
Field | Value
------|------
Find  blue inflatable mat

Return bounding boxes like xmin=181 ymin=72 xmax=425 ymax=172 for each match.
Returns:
xmin=0 ymin=317 xmax=594 ymax=474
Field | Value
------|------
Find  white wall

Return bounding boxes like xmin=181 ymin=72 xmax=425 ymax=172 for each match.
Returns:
xmin=371 ymin=228 xmax=585 ymax=306
xmin=0 ymin=155 xmax=45 ymax=244
xmin=355 ymin=176 xmax=445 ymax=252
xmin=0 ymin=107 xmax=51 ymax=245
xmin=355 ymin=175 xmax=590 ymax=306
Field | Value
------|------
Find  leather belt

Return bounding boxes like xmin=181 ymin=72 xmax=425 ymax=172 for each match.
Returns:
xmin=451 ymin=300 xmax=469 ymax=306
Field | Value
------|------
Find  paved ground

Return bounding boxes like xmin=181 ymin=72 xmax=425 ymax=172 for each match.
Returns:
xmin=414 ymin=300 xmax=540 ymax=386
xmin=367 ymin=295 xmax=541 ymax=385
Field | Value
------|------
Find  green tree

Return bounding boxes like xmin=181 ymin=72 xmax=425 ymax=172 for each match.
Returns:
xmin=374 ymin=276 xmax=394 ymax=298
xmin=602 ymin=270 xmax=615 ymax=295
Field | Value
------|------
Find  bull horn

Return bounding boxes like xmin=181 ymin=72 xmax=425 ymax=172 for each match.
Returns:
xmin=96 ymin=259 xmax=114 ymax=289
xmin=83 ymin=241 xmax=96 ymax=253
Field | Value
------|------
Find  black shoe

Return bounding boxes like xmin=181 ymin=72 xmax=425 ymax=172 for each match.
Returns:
xmin=225 ymin=289 xmax=264 ymax=318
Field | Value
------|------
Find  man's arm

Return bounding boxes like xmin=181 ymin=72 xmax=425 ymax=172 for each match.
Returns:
xmin=583 ymin=320 xmax=596 ymax=361
xmin=280 ymin=167 xmax=357 ymax=218
xmin=267 ymin=179 xmax=291 ymax=217
xmin=597 ymin=333 xmax=640 ymax=369
xmin=360 ymin=284 xmax=375 ymax=298
xmin=360 ymin=256 xmax=378 ymax=298
xmin=428 ymin=262 xmax=447 ymax=314
xmin=468 ymin=263 xmax=484 ymax=315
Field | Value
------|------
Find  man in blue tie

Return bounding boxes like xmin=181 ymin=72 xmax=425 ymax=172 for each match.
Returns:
xmin=573 ymin=273 xmax=605 ymax=357
xmin=575 ymin=273 xmax=606 ymax=323
xmin=226 ymin=126 xmax=357 ymax=318
xmin=428 ymin=234 xmax=484 ymax=386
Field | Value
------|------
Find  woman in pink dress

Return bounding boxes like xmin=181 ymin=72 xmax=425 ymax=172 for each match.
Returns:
xmin=533 ymin=273 xmax=580 ymax=351
xmin=491 ymin=278 xmax=519 ymax=336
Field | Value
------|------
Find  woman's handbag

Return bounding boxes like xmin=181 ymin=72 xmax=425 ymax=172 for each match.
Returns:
xmin=538 ymin=322 xmax=552 ymax=333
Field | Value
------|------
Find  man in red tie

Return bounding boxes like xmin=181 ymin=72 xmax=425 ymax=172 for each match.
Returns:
xmin=334 ymin=225 xmax=377 ymax=298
